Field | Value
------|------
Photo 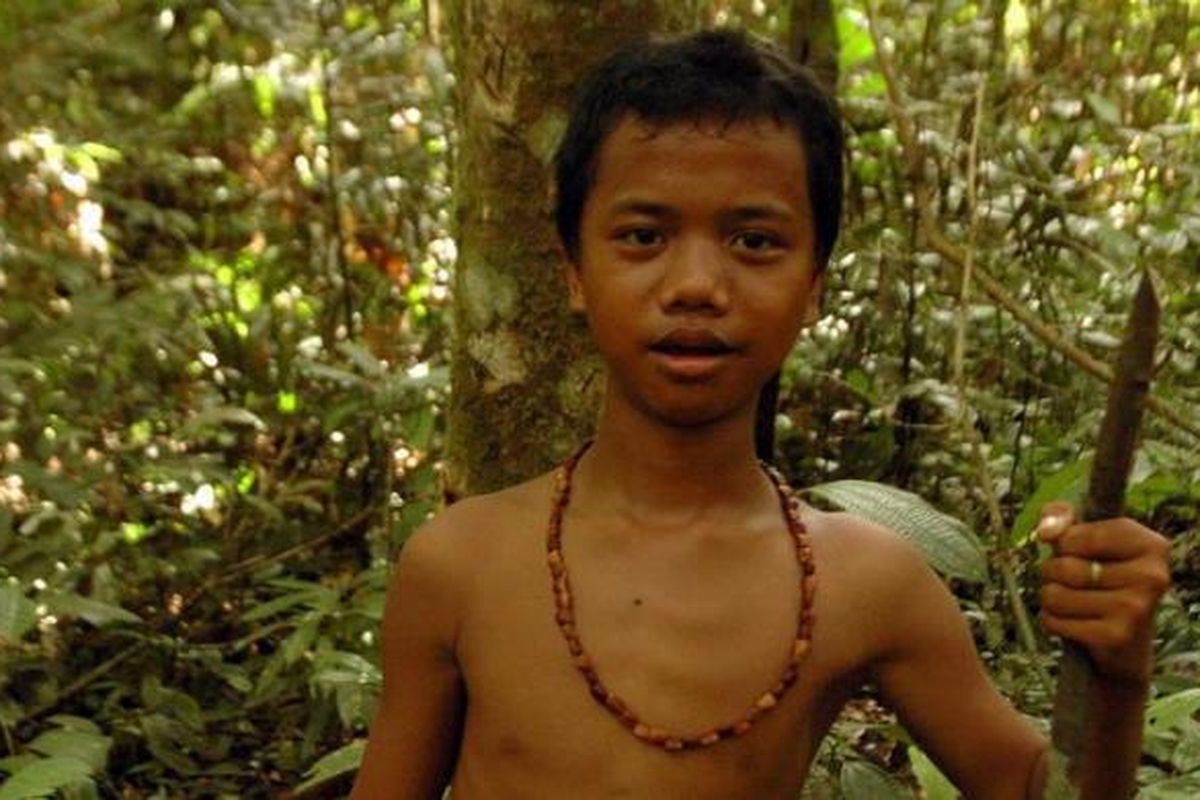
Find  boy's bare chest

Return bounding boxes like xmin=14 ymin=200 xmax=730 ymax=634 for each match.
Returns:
xmin=452 ymin=511 xmax=871 ymax=798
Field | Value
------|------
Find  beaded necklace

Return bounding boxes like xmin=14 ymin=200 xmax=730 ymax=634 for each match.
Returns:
xmin=546 ymin=442 xmax=817 ymax=752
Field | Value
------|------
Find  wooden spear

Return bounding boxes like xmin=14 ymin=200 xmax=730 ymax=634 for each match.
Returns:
xmin=1047 ymin=271 xmax=1161 ymax=798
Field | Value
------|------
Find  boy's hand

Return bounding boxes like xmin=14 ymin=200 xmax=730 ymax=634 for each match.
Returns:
xmin=1036 ymin=501 xmax=1171 ymax=685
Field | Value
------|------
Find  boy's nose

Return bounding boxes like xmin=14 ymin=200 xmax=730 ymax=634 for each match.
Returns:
xmin=657 ymin=237 xmax=730 ymax=314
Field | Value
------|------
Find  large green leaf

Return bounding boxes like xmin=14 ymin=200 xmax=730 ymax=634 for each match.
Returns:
xmin=0 ymin=757 xmax=93 ymax=800
xmin=27 ymin=729 xmax=111 ymax=773
xmin=1145 ymin=689 xmax=1200 ymax=736
xmin=294 ymin=739 xmax=366 ymax=796
xmin=805 ymin=480 xmax=987 ymax=583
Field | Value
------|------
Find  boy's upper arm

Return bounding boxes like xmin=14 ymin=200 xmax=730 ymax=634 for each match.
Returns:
xmin=351 ymin=511 xmax=470 ymax=800
xmin=860 ymin=523 xmax=1047 ymax=799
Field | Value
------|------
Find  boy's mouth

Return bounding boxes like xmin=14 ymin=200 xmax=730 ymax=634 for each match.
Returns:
xmin=649 ymin=329 xmax=735 ymax=356
xmin=648 ymin=330 xmax=737 ymax=379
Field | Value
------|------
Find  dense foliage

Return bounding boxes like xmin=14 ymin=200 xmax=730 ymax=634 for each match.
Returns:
xmin=0 ymin=1 xmax=1196 ymax=798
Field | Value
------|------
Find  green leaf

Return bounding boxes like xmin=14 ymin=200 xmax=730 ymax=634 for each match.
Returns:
xmin=308 ymin=83 xmax=328 ymax=128
xmin=280 ymin=614 xmax=322 ymax=665
xmin=1086 ymin=92 xmax=1121 ymax=126
xmin=294 ymin=739 xmax=366 ymax=795
xmin=335 ymin=341 xmax=385 ymax=376
xmin=1011 ymin=452 xmax=1152 ymax=546
xmin=311 ymin=651 xmax=382 ymax=690
xmin=27 ymin=729 xmax=111 ymax=773
xmin=909 ymin=745 xmax=956 ymax=799
xmin=43 ymin=593 xmax=142 ymax=627
xmin=1042 ymin=749 xmax=1078 ymax=800
xmin=141 ymin=678 xmax=203 ymax=731
xmin=1010 ymin=458 xmax=1090 ymax=546
xmin=0 ymin=757 xmax=94 ymax=800
xmin=1138 ymin=775 xmax=1200 ymax=799
xmin=139 ymin=714 xmax=198 ymax=776
xmin=839 ymin=760 xmax=910 ymax=799
xmin=178 ymin=405 xmax=266 ymax=437
xmin=1145 ymin=688 xmax=1200 ymax=735
xmin=296 ymin=359 xmax=366 ymax=387
xmin=0 ymin=584 xmax=36 ymax=643
xmin=805 ymin=480 xmax=987 ymax=583
xmin=836 ymin=8 xmax=875 ymax=72
xmin=242 ymin=586 xmax=331 ymax=623
xmin=253 ymin=73 xmax=276 ymax=119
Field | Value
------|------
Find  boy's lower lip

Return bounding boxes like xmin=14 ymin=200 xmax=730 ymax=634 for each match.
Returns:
xmin=649 ymin=350 xmax=732 ymax=379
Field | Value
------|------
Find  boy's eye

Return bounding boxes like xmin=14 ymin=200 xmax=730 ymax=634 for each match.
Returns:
xmin=731 ymin=230 xmax=782 ymax=253
xmin=615 ymin=228 xmax=664 ymax=248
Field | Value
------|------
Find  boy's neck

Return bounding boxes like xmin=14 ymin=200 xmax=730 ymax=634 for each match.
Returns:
xmin=573 ymin=396 xmax=774 ymax=530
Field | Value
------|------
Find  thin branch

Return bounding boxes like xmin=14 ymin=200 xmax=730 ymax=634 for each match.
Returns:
xmin=951 ymin=78 xmax=985 ymax=392
xmin=318 ymin=0 xmax=355 ymax=337
xmin=944 ymin=67 xmax=1051 ymax=689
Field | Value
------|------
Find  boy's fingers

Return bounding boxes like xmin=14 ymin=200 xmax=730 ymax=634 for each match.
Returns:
xmin=1038 ymin=612 xmax=1135 ymax=651
xmin=1038 ymin=583 xmax=1113 ymax=619
xmin=1053 ymin=519 xmax=1165 ymax=560
xmin=1035 ymin=502 xmax=1075 ymax=542
xmin=1040 ymin=555 xmax=1133 ymax=590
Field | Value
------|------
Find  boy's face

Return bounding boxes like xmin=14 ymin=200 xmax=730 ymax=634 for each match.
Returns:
xmin=567 ymin=115 xmax=822 ymax=428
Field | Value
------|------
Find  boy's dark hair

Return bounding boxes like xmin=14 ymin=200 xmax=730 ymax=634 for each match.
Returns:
xmin=553 ymin=28 xmax=844 ymax=270
xmin=553 ymin=29 xmax=845 ymax=463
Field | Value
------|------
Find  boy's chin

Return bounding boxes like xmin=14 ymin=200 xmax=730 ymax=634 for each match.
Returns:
xmin=634 ymin=394 xmax=753 ymax=431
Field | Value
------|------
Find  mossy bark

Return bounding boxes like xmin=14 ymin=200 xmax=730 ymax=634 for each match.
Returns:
xmin=446 ymin=0 xmax=703 ymax=497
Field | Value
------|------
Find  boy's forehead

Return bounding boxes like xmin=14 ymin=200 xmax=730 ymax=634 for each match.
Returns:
xmin=589 ymin=114 xmax=810 ymax=208
xmin=601 ymin=113 xmax=803 ymax=152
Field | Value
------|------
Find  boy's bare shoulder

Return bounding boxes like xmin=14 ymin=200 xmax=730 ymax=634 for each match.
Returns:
xmin=804 ymin=506 xmax=935 ymax=593
xmin=402 ymin=471 xmax=554 ymax=568
xmin=806 ymin=506 xmax=923 ymax=557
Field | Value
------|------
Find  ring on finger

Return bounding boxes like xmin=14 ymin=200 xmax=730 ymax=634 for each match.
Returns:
xmin=1088 ymin=559 xmax=1104 ymax=588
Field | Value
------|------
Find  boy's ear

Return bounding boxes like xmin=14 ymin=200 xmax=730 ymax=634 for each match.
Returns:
xmin=563 ymin=260 xmax=587 ymax=313
xmin=800 ymin=271 xmax=824 ymax=326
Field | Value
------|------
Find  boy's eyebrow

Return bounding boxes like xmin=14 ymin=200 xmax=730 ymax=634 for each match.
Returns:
xmin=607 ymin=198 xmax=674 ymax=217
xmin=721 ymin=203 xmax=797 ymax=223
xmin=606 ymin=199 xmax=798 ymax=222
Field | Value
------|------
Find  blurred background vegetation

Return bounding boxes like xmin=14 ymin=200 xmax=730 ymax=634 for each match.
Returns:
xmin=0 ymin=1 xmax=1196 ymax=797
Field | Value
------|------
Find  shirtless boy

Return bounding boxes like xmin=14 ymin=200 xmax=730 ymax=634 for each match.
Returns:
xmin=352 ymin=30 xmax=1171 ymax=799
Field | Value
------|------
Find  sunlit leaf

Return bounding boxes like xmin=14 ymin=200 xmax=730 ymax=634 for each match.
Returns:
xmin=253 ymin=73 xmax=276 ymax=119
xmin=294 ymin=739 xmax=366 ymax=795
xmin=277 ymin=390 xmax=299 ymax=414
xmin=121 ymin=522 xmax=151 ymax=544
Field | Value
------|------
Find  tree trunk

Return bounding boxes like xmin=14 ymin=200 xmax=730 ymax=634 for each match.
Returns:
xmin=790 ymin=0 xmax=838 ymax=93
xmin=446 ymin=0 xmax=702 ymax=497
